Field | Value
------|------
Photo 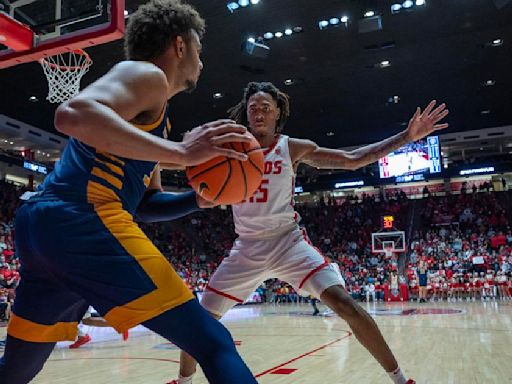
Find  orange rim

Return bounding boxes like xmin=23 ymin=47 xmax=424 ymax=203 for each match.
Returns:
xmin=39 ymin=49 xmax=92 ymax=71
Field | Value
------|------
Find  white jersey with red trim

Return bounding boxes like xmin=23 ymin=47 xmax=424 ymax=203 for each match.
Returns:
xmin=232 ymin=134 xmax=298 ymax=239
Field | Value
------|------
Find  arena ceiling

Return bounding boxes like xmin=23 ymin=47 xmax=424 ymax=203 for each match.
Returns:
xmin=1 ymin=0 xmax=511 ymax=152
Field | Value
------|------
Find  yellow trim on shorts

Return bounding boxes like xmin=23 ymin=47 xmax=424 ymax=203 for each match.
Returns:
xmin=91 ymin=199 xmax=194 ymax=333
xmin=7 ymin=313 xmax=78 ymax=342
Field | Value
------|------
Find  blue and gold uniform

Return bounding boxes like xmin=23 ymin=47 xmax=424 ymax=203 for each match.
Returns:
xmin=8 ymin=106 xmax=194 ymax=342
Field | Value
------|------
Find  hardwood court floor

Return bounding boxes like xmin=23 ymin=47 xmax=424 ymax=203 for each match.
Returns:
xmin=4 ymin=301 xmax=511 ymax=384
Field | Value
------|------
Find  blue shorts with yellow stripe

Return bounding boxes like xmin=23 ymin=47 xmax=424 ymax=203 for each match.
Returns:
xmin=8 ymin=199 xmax=194 ymax=343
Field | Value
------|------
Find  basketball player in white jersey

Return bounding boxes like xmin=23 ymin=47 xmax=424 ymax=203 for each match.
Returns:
xmin=172 ymin=82 xmax=448 ymax=384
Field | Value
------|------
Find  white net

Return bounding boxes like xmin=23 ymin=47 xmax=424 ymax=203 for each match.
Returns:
xmin=39 ymin=50 xmax=93 ymax=103
xmin=384 ymin=246 xmax=394 ymax=258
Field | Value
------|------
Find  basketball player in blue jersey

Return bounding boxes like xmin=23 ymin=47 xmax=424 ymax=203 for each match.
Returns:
xmin=0 ymin=1 xmax=258 ymax=383
xmin=173 ymin=82 xmax=449 ymax=384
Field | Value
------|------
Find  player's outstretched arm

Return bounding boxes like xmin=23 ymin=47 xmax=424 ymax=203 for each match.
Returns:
xmin=54 ymin=61 xmax=251 ymax=166
xmin=135 ymin=164 xmax=215 ymax=223
xmin=290 ymin=100 xmax=448 ymax=170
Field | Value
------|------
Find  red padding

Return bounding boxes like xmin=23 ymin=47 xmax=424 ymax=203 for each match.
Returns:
xmin=0 ymin=13 xmax=34 ymax=51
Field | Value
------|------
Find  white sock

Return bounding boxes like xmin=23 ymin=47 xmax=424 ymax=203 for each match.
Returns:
xmin=388 ymin=366 xmax=407 ymax=384
xmin=178 ymin=373 xmax=194 ymax=384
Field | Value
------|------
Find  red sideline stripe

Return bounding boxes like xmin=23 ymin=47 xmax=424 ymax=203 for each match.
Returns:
xmin=299 ymin=262 xmax=329 ymax=289
xmin=205 ymin=285 xmax=243 ymax=303
xmin=255 ymin=332 xmax=352 ymax=378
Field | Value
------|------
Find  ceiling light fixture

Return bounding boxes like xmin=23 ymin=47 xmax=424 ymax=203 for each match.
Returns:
xmin=380 ymin=60 xmax=390 ymax=68
xmin=274 ymin=31 xmax=283 ymax=38
xmin=402 ymin=0 xmax=414 ymax=8
xmin=284 ymin=28 xmax=293 ymax=35
xmin=226 ymin=2 xmax=239 ymax=12
xmin=391 ymin=4 xmax=402 ymax=13
xmin=318 ymin=20 xmax=329 ymax=29
xmin=364 ymin=10 xmax=375 ymax=17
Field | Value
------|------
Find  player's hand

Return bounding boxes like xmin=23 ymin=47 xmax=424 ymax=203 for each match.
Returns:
xmin=196 ymin=194 xmax=217 ymax=208
xmin=179 ymin=120 xmax=252 ymax=166
xmin=405 ymin=100 xmax=449 ymax=142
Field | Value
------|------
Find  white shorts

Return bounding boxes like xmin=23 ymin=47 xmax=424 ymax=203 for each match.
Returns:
xmin=201 ymin=227 xmax=345 ymax=317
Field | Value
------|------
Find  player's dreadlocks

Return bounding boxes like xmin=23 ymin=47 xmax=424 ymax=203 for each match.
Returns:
xmin=228 ymin=82 xmax=290 ymax=133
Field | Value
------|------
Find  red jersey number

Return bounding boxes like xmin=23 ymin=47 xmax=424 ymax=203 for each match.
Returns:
xmin=248 ymin=179 xmax=269 ymax=203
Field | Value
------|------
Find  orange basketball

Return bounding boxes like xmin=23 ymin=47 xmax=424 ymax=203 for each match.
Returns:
xmin=186 ymin=135 xmax=264 ymax=205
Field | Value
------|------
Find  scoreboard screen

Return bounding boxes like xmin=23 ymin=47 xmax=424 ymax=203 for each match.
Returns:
xmin=378 ymin=136 xmax=441 ymax=179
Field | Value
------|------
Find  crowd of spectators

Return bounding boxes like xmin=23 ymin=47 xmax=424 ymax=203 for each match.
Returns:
xmin=407 ymin=190 xmax=511 ymax=301
xmin=0 ymin=175 xmax=511 ymax=310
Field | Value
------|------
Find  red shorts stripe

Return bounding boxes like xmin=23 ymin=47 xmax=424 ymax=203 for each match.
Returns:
xmin=299 ymin=262 xmax=329 ymax=289
xmin=205 ymin=285 xmax=244 ymax=303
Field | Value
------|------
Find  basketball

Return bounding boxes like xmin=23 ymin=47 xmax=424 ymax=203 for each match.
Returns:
xmin=186 ymin=134 xmax=264 ymax=205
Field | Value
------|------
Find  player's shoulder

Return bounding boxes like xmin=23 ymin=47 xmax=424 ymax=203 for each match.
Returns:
xmin=287 ymin=137 xmax=318 ymax=161
xmin=288 ymin=137 xmax=316 ymax=147
xmin=109 ymin=61 xmax=168 ymax=89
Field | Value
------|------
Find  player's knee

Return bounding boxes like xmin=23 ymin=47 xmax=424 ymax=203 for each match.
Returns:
xmin=194 ymin=320 xmax=237 ymax=361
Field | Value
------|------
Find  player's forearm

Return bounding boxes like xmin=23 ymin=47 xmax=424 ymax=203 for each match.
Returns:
xmin=135 ymin=190 xmax=200 ymax=223
xmin=55 ymin=99 xmax=186 ymax=164
xmin=347 ymin=130 xmax=410 ymax=169
xmin=301 ymin=130 xmax=410 ymax=170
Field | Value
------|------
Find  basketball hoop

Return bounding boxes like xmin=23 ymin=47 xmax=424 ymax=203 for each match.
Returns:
xmin=384 ymin=246 xmax=394 ymax=258
xmin=39 ymin=49 xmax=93 ymax=103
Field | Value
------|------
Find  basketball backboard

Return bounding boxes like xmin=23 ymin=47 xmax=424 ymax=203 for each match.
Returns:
xmin=0 ymin=0 xmax=124 ymax=68
xmin=371 ymin=231 xmax=406 ymax=254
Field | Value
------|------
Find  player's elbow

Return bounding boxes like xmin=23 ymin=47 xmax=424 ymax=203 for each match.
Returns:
xmin=54 ymin=99 xmax=93 ymax=137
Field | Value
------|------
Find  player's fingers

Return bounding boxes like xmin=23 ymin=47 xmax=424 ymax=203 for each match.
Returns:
xmin=206 ymin=124 xmax=248 ymax=137
xmin=201 ymin=119 xmax=237 ymax=129
xmin=432 ymin=110 xmax=449 ymax=123
xmin=410 ymin=107 xmax=421 ymax=121
xmin=215 ymin=147 xmax=249 ymax=161
xmin=210 ymin=133 xmax=253 ymax=145
xmin=421 ymin=100 xmax=437 ymax=117
xmin=433 ymin=123 xmax=449 ymax=130
xmin=428 ymin=103 xmax=446 ymax=118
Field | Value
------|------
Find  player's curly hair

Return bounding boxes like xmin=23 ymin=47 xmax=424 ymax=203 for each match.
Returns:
xmin=124 ymin=0 xmax=205 ymax=61
xmin=228 ymin=82 xmax=290 ymax=133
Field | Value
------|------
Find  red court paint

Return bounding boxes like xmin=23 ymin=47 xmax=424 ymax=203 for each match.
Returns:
xmin=255 ymin=331 xmax=352 ymax=378
xmin=271 ymin=368 xmax=297 ymax=375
